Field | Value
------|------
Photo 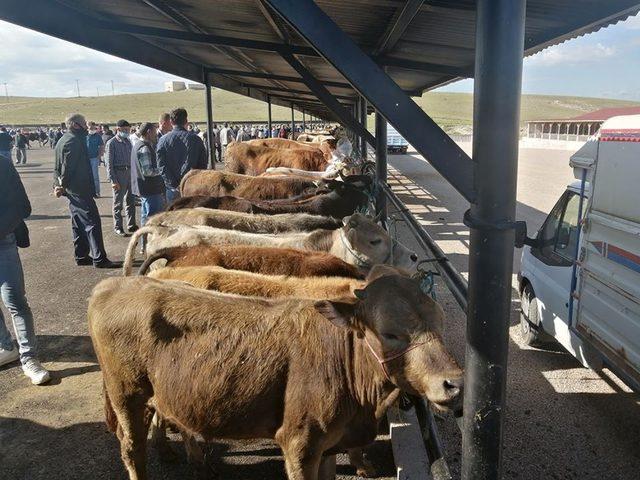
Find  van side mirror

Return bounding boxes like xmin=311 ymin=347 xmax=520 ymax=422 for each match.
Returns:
xmin=514 ymin=221 xmax=541 ymax=249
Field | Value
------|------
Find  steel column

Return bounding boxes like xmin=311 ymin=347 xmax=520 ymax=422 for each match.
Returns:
xmin=375 ymin=110 xmax=387 ymax=221
xmin=203 ymin=69 xmax=215 ymax=169
xmin=462 ymin=1 xmax=526 ymax=479
xmin=265 ymin=0 xmax=475 ymax=202
xmin=267 ymin=95 xmax=272 ymax=137
xmin=290 ymin=104 xmax=295 ymax=137
xmin=359 ymin=96 xmax=368 ymax=159
xmin=302 ymin=110 xmax=306 ymax=131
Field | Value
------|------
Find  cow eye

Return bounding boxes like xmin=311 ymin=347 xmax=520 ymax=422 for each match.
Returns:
xmin=370 ymin=239 xmax=382 ymax=246
xmin=381 ymin=333 xmax=399 ymax=341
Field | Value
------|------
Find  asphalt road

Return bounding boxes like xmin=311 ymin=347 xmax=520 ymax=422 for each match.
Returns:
xmin=0 ymin=144 xmax=638 ymax=480
xmin=387 ymin=144 xmax=640 ymax=479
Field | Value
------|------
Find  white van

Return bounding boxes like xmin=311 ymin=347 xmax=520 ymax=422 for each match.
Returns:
xmin=518 ymin=114 xmax=640 ymax=391
xmin=387 ymin=123 xmax=409 ymax=154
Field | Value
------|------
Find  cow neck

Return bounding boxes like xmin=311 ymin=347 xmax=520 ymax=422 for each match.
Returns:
xmin=344 ymin=326 xmax=400 ymax=418
xmin=304 ymin=228 xmax=335 ymax=251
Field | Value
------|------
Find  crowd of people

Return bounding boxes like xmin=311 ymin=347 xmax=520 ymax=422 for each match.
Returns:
xmin=0 ymin=108 xmax=330 ymax=386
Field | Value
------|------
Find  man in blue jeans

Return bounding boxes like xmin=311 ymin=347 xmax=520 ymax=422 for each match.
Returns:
xmin=86 ymin=121 xmax=104 ymax=198
xmin=0 ymin=155 xmax=51 ymax=384
xmin=0 ymin=126 xmax=13 ymax=161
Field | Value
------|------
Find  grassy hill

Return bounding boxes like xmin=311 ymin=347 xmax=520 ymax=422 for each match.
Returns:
xmin=1 ymin=89 xmax=638 ymax=131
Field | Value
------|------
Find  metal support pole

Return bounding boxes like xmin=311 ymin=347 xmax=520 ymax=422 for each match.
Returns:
xmin=267 ymin=95 xmax=272 ymax=137
xmin=290 ymin=103 xmax=295 ymax=138
xmin=359 ymin=96 xmax=368 ymax=159
xmin=302 ymin=110 xmax=306 ymax=131
xmin=462 ymin=1 xmax=525 ymax=480
xmin=203 ymin=69 xmax=215 ymax=169
xmin=375 ymin=110 xmax=387 ymax=221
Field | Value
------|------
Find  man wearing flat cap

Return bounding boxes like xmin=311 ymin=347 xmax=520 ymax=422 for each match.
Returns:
xmin=105 ymin=119 xmax=137 ymax=236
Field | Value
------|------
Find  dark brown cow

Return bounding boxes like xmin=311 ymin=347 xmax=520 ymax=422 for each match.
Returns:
xmin=89 ymin=269 xmax=463 ymax=479
xmin=225 ymin=142 xmax=329 ymax=175
xmin=168 ymin=183 xmax=368 ymax=219
xmin=137 ymin=245 xmax=364 ymax=279
xmin=180 ymin=170 xmax=317 ymax=200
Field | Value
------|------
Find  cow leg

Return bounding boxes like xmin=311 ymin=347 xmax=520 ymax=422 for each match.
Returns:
xmin=149 ymin=413 xmax=181 ymax=463
xmin=347 ymin=448 xmax=377 ymax=478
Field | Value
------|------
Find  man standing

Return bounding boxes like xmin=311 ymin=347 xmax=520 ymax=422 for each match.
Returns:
xmin=48 ymin=128 xmax=56 ymax=149
xmin=14 ymin=129 xmax=28 ymax=165
xmin=0 ymin=126 xmax=13 ymax=162
xmin=86 ymin=121 xmax=104 ymax=198
xmin=219 ymin=122 xmax=234 ymax=163
xmin=53 ymin=113 xmax=114 ymax=268
xmin=212 ymin=123 xmax=222 ymax=163
xmin=156 ymin=108 xmax=207 ymax=203
xmin=131 ymin=123 xmax=165 ymax=248
xmin=157 ymin=112 xmax=171 ymax=139
xmin=105 ymin=119 xmax=137 ymax=236
xmin=0 ymin=155 xmax=51 ymax=384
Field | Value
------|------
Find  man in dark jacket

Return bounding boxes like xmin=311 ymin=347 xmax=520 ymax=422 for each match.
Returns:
xmin=0 ymin=155 xmax=51 ymax=384
xmin=156 ymin=107 xmax=207 ymax=203
xmin=53 ymin=113 xmax=114 ymax=268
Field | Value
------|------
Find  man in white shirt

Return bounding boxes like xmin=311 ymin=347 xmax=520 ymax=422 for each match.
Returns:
xmin=219 ymin=123 xmax=235 ymax=162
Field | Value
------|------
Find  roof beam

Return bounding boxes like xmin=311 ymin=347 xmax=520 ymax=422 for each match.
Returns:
xmin=266 ymin=0 xmax=475 ymax=202
xmin=205 ymin=67 xmax=353 ymax=89
xmin=240 ymin=83 xmax=354 ymax=100
xmin=374 ymin=55 xmax=473 ymax=77
xmin=374 ymin=0 xmax=424 ymax=55
xmin=257 ymin=0 xmax=291 ymax=43
xmin=280 ymin=51 xmax=375 ymax=147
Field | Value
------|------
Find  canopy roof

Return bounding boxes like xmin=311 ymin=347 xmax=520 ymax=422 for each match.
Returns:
xmin=1 ymin=0 xmax=639 ymax=120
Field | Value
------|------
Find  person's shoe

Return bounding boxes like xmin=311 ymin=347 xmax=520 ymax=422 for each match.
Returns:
xmin=129 ymin=225 xmax=139 ymax=233
xmin=75 ymin=257 xmax=93 ymax=266
xmin=0 ymin=347 xmax=20 ymax=367
xmin=114 ymin=228 xmax=126 ymax=237
xmin=22 ymin=359 xmax=51 ymax=385
xmin=94 ymin=259 xmax=120 ymax=269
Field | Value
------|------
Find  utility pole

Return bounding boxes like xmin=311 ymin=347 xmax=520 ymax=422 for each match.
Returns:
xmin=75 ymin=79 xmax=80 ymax=97
xmin=111 ymin=80 xmax=115 ymax=96
xmin=3 ymin=83 xmax=7 ymax=102
xmin=96 ymin=87 xmax=100 ymax=97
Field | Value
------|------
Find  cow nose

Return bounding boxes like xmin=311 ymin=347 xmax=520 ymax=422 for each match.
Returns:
xmin=443 ymin=377 xmax=463 ymax=398
xmin=410 ymin=253 xmax=418 ymax=262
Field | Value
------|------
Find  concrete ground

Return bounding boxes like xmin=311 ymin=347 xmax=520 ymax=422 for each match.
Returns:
xmin=387 ymin=145 xmax=640 ymax=479
xmin=0 ymin=144 xmax=638 ymax=480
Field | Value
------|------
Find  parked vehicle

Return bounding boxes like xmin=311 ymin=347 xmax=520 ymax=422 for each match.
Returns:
xmin=519 ymin=114 xmax=640 ymax=391
xmin=387 ymin=123 xmax=409 ymax=154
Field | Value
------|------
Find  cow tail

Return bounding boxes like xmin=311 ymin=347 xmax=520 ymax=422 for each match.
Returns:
xmin=137 ymin=250 xmax=168 ymax=275
xmin=179 ymin=168 xmax=198 ymax=195
xmin=123 ymin=225 xmax=158 ymax=276
xmin=103 ymin=380 xmax=118 ymax=433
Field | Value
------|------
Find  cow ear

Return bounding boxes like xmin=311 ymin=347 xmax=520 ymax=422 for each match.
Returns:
xmin=314 ymin=300 xmax=356 ymax=330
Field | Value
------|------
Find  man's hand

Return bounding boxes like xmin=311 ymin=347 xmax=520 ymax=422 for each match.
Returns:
xmin=112 ymin=182 xmax=120 ymax=192
xmin=53 ymin=186 xmax=64 ymax=198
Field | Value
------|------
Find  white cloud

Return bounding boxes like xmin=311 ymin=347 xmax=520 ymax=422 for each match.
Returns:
xmin=526 ymin=42 xmax=616 ymax=67
xmin=622 ymin=13 xmax=640 ymax=30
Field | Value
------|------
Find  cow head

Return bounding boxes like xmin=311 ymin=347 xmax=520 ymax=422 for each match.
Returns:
xmin=341 ymin=214 xmax=418 ymax=270
xmin=315 ymin=266 xmax=463 ymax=414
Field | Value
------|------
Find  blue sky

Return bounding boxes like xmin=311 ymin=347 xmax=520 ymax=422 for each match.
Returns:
xmin=0 ymin=13 xmax=639 ymax=100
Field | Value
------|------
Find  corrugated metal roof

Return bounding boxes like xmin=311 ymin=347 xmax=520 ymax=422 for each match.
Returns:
xmin=0 ymin=0 xmax=638 ymax=120
xmin=572 ymin=106 xmax=640 ymax=121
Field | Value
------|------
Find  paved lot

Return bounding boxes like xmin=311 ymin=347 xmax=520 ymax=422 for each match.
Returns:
xmin=388 ymin=145 xmax=640 ymax=479
xmin=0 ymin=144 xmax=638 ymax=480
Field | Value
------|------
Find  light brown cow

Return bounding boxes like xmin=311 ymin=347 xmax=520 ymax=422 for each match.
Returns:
xmin=247 ymin=138 xmax=336 ymax=161
xmin=89 ymin=268 xmax=463 ymax=480
xmin=179 ymin=169 xmax=317 ymax=199
xmin=225 ymin=142 xmax=329 ymax=175
xmin=147 ymin=266 xmax=364 ymax=298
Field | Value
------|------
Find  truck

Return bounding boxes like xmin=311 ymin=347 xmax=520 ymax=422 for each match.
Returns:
xmin=518 ymin=114 xmax=640 ymax=392
xmin=387 ymin=123 xmax=409 ymax=154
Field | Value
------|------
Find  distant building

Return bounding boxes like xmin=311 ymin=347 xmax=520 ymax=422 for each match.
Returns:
xmin=164 ymin=81 xmax=186 ymax=92
xmin=186 ymin=83 xmax=205 ymax=91
xmin=525 ymin=106 xmax=640 ymax=141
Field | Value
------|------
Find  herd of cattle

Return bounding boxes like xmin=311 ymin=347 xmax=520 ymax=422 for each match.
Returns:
xmin=88 ymin=134 xmax=464 ymax=480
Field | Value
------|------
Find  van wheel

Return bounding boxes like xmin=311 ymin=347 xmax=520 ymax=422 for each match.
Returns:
xmin=519 ymin=284 xmax=543 ymax=346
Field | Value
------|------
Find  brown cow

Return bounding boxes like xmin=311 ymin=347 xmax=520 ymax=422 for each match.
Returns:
xmin=180 ymin=169 xmax=317 ymax=200
xmin=147 ymin=265 xmax=364 ymax=298
xmin=89 ymin=269 xmax=463 ymax=479
xmin=137 ymin=245 xmax=363 ymax=278
xmin=225 ymin=142 xmax=329 ymax=175
xmin=247 ymin=138 xmax=336 ymax=162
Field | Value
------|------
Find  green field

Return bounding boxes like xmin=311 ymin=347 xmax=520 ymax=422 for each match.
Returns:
xmin=1 ymin=89 xmax=637 ymax=131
